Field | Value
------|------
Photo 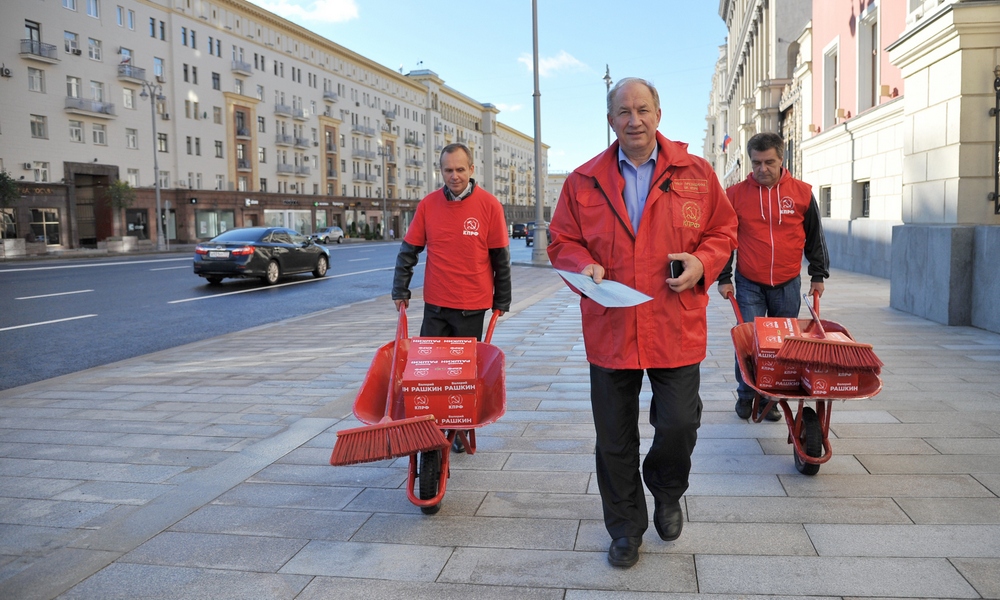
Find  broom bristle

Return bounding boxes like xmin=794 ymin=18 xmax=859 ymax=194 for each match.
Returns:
xmin=776 ymin=335 xmax=883 ymax=372
xmin=330 ymin=415 xmax=450 ymax=466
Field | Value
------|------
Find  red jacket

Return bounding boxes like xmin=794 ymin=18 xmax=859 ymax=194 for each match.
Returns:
xmin=722 ymin=169 xmax=828 ymax=287
xmin=547 ymin=133 xmax=738 ymax=370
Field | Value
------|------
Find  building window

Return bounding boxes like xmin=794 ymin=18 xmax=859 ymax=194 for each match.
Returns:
xmin=159 ymin=21 xmax=165 ymax=41
xmin=63 ymin=0 xmax=77 ymax=10
xmin=157 ymin=133 xmax=168 ymax=152
xmin=65 ymin=31 xmax=79 ymax=53
xmin=257 ymin=116 xmax=265 ymax=133
xmin=28 ymin=67 xmax=45 ymax=93
xmin=819 ymin=186 xmax=832 ymax=218
xmin=823 ymin=46 xmax=839 ymax=128
xmin=149 ymin=17 xmax=155 ymax=37
xmin=215 ymin=140 xmax=223 ymax=158
xmin=30 ymin=208 xmax=59 ymax=243
xmin=186 ymin=136 xmax=193 ymax=155
xmin=216 ymin=175 xmax=225 ymax=190
xmin=127 ymin=168 xmax=139 ymax=186
xmin=213 ymin=106 xmax=222 ymax=124
xmin=860 ymin=181 xmax=871 ymax=218
xmin=30 ymin=115 xmax=47 ymax=139
xmin=256 ymin=84 xmax=264 ymax=100
xmin=66 ymin=76 xmax=81 ymax=98
xmin=237 ymin=176 xmax=248 ymax=192
xmin=859 ymin=6 xmax=879 ymax=113
xmin=69 ymin=120 xmax=84 ymax=142
xmin=123 ymin=87 xmax=134 ymax=109
xmin=191 ymin=66 xmax=197 ymax=85
xmin=212 ymin=72 xmax=220 ymax=90
xmin=92 ymin=124 xmax=107 ymax=145
xmin=127 ymin=9 xmax=134 ymax=30
xmin=181 ymin=27 xmax=187 ymax=46
xmin=258 ymin=147 xmax=266 ymax=163
xmin=154 ymin=57 xmax=164 ymax=79
xmin=190 ymin=31 xmax=196 ymax=50
xmin=159 ymin=171 xmax=169 ymax=189
xmin=195 ymin=138 xmax=201 ymax=156
xmin=33 ymin=162 xmax=50 ymax=183
xmin=126 ymin=127 xmax=137 ymax=148
xmin=260 ymin=178 xmax=267 ymax=192
xmin=183 ymin=64 xmax=189 ymax=83
xmin=116 ymin=5 xmax=124 ymax=26
xmin=88 ymin=38 xmax=102 ymax=61
xmin=234 ymin=79 xmax=243 ymax=95
xmin=86 ymin=0 xmax=99 ymax=18
xmin=90 ymin=80 xmax=104 ymax=102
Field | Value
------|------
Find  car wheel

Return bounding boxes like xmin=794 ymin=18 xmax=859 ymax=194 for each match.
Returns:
xmin=206 ymin=276 xmax=223 ymax=285
xmin=263 ymin=260 xmax=281 ymax=285
xmin=313 ymin=255 xmax=328 ymax=278
xmin=321 ymin=237 xmax=329 ymax=244
xmin=336 ymin=236 xmax=343 ymax=244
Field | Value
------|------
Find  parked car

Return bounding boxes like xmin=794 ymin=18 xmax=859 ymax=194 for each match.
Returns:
xmin=193 ymin=227 xmax=330 ymax=285
xmin=311 ymin=226 xmax=345 ymax=244
xmin=525 ymin=221 xmax=547 ymax=247
xmin=512 ymin=223 xmax=527 ymax=239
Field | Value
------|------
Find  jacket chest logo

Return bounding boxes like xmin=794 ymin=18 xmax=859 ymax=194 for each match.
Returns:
xmin=780 ymin=196 xmax=795 ymax=215
xmin=682 ymin=201 xmax=702 ymax=228
xmin=463 ymin=217 xmax=481 ymax=236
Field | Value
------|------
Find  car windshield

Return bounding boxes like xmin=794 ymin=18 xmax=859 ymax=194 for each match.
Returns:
xmin=210 ymin=228 xmax=267 ymax=243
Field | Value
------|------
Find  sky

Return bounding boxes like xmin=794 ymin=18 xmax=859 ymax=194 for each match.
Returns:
xmin=248 ymin=0 xmax=729 ymax=173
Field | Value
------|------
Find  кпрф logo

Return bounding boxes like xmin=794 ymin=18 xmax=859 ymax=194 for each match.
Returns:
xmin=463 ymin=217 xmax=480 ymax=236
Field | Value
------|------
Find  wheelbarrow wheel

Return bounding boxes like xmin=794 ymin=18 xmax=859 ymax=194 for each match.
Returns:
xmin=418 ymin=449 xmax=441 ymax=514
xmin=794 ymin=406 xmax=822 ymax=476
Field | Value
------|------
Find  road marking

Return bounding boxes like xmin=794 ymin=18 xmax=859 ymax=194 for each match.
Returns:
xmin=348 ymin=258 xmax=369 ymax=262
xmin=16 ymin=289 xmax=94 ymax=300
xmin=0 ymin=258 xmax=190 ymax=273
xmin=0 ymin=314 xmax=97 ymax=332
xmin=150 ymin=266 xmax=190 ymax=271
xmin=167 ymin=265 xmax=419 ymax=304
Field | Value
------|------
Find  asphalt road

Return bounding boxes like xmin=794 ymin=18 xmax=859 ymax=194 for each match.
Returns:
xmin=0 ymin=241 xmax=421 ymax=390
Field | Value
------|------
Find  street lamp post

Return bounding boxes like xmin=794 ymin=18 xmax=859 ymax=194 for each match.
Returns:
xmin=140 ymin=81 xmax=167 ymax=251
xmin=603 ymin=65 xmax=613 ymax=147
xmin=378 ymin=143 xmax=391 ymax=240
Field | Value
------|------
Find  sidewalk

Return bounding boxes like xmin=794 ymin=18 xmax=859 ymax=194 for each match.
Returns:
xmin=2 ymin=256 xmax=999 ymax=599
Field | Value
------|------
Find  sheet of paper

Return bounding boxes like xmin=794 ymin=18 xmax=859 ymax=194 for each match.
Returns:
xmin=555 ymin=269 xmax=653 ymax=308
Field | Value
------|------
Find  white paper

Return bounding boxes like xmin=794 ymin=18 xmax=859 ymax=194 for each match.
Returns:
xmin=555 ymin=269 xmax=653 ymax=308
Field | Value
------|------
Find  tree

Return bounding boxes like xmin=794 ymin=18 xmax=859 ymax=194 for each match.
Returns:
xmin=105 ymin=179 xmax=136 ymax=237
xmin=0 ymin=170 xmax=20 ymax=240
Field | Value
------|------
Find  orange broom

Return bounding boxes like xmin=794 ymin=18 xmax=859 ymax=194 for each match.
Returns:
xmin=775 ymin=293 xmax=883 ymax=372
xmin=330 ymin=307 xmax=450 ymax=466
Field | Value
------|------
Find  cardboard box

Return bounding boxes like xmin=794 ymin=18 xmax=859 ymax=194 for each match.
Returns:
xmin=402 ymin=340 xmax=478 ymax=426
xmin=801 ymin=365 xmax=860 ymax=396
xmin=754 ymin=317 xmax=802 ymax=391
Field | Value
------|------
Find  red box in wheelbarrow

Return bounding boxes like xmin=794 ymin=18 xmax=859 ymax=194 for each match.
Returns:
xmin=801 ymin=365 xmax=860 ymax=396
xmin=408 ymin=337 xmax=477 ymax=360
xmin=754 ymin=317 xmax=802 ymax=391
xmin=401 ymin=344 xmax=478 ymax=427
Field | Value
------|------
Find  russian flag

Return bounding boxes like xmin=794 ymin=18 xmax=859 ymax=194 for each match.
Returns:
xmin=722 ymin=134 xmax=732 ymax=152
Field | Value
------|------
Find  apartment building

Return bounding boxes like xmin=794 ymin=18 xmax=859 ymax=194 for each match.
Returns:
xmin=705 ymin=0 xmax=1000 ymax=333
xmin=1 ymin=0 xmax=545 ymax=249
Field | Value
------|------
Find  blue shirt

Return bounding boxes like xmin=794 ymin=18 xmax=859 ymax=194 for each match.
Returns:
xmin=618 ymin=146 xmax=658 ymax=233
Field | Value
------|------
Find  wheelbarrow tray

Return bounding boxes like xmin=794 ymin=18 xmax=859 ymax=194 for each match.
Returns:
xmin=731 ymin=318 xmax=882 ymax=474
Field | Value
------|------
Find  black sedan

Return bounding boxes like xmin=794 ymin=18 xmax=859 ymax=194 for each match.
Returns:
xmin=193 ymin=227 xmax=330 ymax=285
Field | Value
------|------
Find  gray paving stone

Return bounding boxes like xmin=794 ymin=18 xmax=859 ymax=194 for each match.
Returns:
xmin=761 ymin=437 xmax=937 ymax=455
xmin=806 ymin=524 xmax=1000 ymax=557
xmin=501 ymin=452 xmax=597 ymax=472
xmin=354 ymin=513 xmax=579 ymax=549
xmin=52 ymin=481 xmax=172 ymax=505
xmin=121 ymin=531 xmax=307 ymax=571
xmin=344 ymin=487 xmax=486 ymax=515
xmin=0 ymin=523 xmax=80 ymax=556
xmin=170 ymin=505 xmax=368 ymax=540
xmin=576 ymin=519 xmax=816 ymax=556
xmin=688 ymin=496 xmax=912 ymax=524
xmin=447 ymin=470 xmax=590 ymax=493
xmin=473 ymin=435 xmax=595 ymax=454
xmin=952 ymin=558 xmax=1000 ymax=599
xmin=212 ymin=482 xmax=361 ymax=511
xmin=29 ymin=460 xmax=187 ymax=484
xmin=896 ymin=497 xmax=1000 ymax=524
xmin=302 ymin=577 xmax=565 ymax=600
xmin=55 ymin=562 xmax=311 ymax=600
xmin=857 ymin=454 xmax=1000 ymax=473
xmin=0 ymin=475 xmax=82 ymax=499
xmin=438 ymin=547 xmax=697 ymax=592
xmin=685 ymin=474 xmax=787 ymax=497
xmin=477 ymin=491 xmax=603 ymax=520
xmin=779 ymin=474 xmax=996 ymax=498
xmin=252 ymin=463 xmax=408 ymax=487
xmin=692 ymin=454 xmax=867 ymax=475
xmin=926 ymin=438 xmax=1000 ymax=454
xmin=0 ymin=497 xmax=115 ymax=528
xmin=695 ymin=555 xmax=979 ymax=597
xmin=279 ymin=540 xmax=453 ymax=581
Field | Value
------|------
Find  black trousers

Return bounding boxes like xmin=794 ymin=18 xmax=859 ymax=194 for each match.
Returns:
xmin=589 ymin=363 xmax=702 ymax=539
xmin=420 ymin=303 xmax=487 ymax=340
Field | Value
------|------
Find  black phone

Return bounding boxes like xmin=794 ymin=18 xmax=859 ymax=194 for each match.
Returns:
xmin=669 ymin=260 xmax=684 ymax=279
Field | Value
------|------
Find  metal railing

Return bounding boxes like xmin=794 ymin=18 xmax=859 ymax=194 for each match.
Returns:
xmin=275 ymin=134 xmax=293 ymax=145
xmin=231 ymin=59 xmax=252 ymax=73
xmin=323 ymin=90 xmax=339 ymax=102
xmin=20 ymin=39 xmax=58 ymax=60
xmin=117 ymin=64 xmax=146 ymax=80
xmin=64 ymin=96 xmax=116 ymax=116
xmin=274 ymin=104 xmax=292 ymax=117
xmin=276 ymin=164 xmax=294 ymax=174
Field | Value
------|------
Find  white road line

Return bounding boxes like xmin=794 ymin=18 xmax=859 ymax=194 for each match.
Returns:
xmin=0 ymin=258 xmax=190 ymax=273
xmin=16 ymin=289 xmax=94 ymax=300
xmin=150 ymin=266 xmax=191 ymax=271
xmin=167 ymin=265 xmax=417 ymax=304
xmin=348 ymin=258 xmax=369 ymax=262
xmin=0 ymin=314 xmax=97 ymax=332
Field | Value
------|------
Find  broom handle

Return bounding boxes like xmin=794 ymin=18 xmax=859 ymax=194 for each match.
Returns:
xmin=383 ymin=306 xmax=409 ymax=421
xmin=803 ymin=292 xmax=827 ymax=338
xmin=484 ymin=309 xmax=501 ymax=344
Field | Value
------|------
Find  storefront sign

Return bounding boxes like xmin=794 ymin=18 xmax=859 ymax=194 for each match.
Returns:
xmin=245 ymin=198 xmax=259 ymax=206
xmin=282 ymin=199 xmax=299 ymax=205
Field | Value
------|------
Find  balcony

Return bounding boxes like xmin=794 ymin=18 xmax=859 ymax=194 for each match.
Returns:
xmin=65 ymin=97 xmax=116 ymax=119
xmin=237 ymin=159 xmax=251 ymax=171
xmin=434 ymin=123 xmax=443 ymax=133
xmin=352 ymin=173 xmax=377 ymax=183
xmin=323 ymin=90 xmax=339 ymax=102
xmin=236 ymin=127 xmax=251 ymax=139
xmin=292 ymin=107 xmax=307 ymax=121
xmin=326 ymin=171 xmax=337 ymax=180
xmin=117 ymin=64 xmax=146 ymax=83
xmin=352 ymin=149 xmax=376 ymax=161
xmin=20 ymin=39 xmax=59 ymax=64
xmin=275 ymin=133 xmax=293 ymax=146
xmin=382 ymin=110 xmax=396 ymax=121
xmin=274 ymin=104 xmax=292 ymax=117
xmin=405 ymin=178 xmax=423 ymax=187
xmin=387 ymin=176 xmax=397 ymax=185
xmin=276 ymin=164 xmax=294 ymax=175
xmin=231 ymin=59 xmax=252 ymax=76
xmin=351 ymin=124 xmax=375 ymax=137
xmin=294 ymin=165 xmax=310 ymax=177
xmin=405 ymin=158 xmax=423 ymax=168
xmin=404 ymin=137 xmax=423 ymax=148
xmin=293 ymin=137 xmax=310 ymax=149
xmin=325 ymin=143 xmax=336 ymax=153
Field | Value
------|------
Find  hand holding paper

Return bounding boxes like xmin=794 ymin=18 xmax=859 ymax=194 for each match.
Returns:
xmin=556 ymin=269 xmax=653 ymax=308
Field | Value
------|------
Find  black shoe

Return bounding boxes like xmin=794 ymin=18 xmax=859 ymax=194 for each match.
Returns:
xmin=607 ymin=536 xmax=641 ymax=568
xmin=735 ymin=397 xmax=753 ymax=419
xmin=653 ymin=500 xmax=683 ymax=541
xmin=451 ymin=434 xmax=465 ymax=454
xmin=757 ymin=399 xmax=781 ymax=422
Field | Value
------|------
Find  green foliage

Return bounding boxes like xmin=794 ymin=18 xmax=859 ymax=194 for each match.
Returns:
xmin=106 ymin=179 xmax=136 ymax=211
xmin=0 ymin=170 xmax=20 ymax=209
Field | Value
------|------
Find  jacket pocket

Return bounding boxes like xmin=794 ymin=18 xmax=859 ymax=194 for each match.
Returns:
xmin=670 ymin=191 xmax=708 ymax=232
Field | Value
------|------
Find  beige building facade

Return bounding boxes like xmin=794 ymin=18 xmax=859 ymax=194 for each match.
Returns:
xmin=2 ymin=0 xmax=544 ymax=249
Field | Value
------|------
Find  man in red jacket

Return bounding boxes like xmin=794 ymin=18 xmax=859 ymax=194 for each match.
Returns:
xmin=717 ymin=132 xmax=829 ymax=421
xmin=548 ymin=78 xmax=737 ymax=568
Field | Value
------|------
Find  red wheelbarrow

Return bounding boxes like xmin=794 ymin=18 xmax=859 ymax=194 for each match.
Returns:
xmin=343 ymin=306 xmax=506 ymax=513
xmin=726 ymin=293 xmax=882 ymax=475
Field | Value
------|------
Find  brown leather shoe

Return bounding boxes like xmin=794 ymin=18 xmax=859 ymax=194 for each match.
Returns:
xmin=653 ymin=500 xmax=683 ymax=541
xmin=607 ymin=536 xmax=641 ymax=567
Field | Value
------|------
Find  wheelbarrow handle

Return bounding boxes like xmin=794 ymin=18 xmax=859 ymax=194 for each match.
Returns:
xmin=381 ymin=305 xmax=409 ymax=421
xmin=725 ymin=291 xmax=744 ymax=324
xmin=484 ymin=309 xmax=501 ymax=344
xmin=725 ymin=290 xmax=820 ymax=325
